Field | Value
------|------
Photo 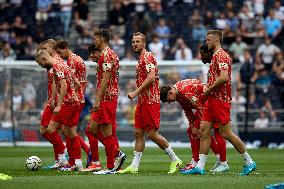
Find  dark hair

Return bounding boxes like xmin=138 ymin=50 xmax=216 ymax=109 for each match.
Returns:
xmin=207 ymin=30 xmax=223 ymax=42
xmin=160 ymin=86 xmax=172 ymax=103
xmin=55 ymin=40 xmax=68 ymax=49
xmin=94 ymin=28 xmax=111 ymax=42
xmin=88 ymin=43 xmax=100 ymax=53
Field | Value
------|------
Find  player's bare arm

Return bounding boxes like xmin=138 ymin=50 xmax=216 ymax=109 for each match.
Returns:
xmin=50 ymin=79 xmax=57 ymax=109
xmin=54 ymin=79 xmax=67 ymax=114
xmin=73 ymin=77 xmax=81 ymax=91
xmin=92 ymin=71 xmax=111 ymax=112
xmin=204 ymin=69 xmax=229 ymax=96
xmin=128 ymin=70 xmax=155 ymax=99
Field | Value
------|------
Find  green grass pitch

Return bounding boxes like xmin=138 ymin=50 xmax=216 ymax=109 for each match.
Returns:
xmin=0 ymin=147 xmax=283 ymax=189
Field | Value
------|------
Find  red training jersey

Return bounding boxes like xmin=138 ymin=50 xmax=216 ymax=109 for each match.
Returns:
xmin=46 ymin=54 xmax=63 ymax=106
xmin=136 ymin=50 xmax=160 ymax=104
xmin=174 ymin=79 xmax=207 ymax=127
xmin=53 ymin=61 xmax=79 ymax=106
xmin=207 ymin=48 xmax=232 ymax=103
xmin=96 ymin=47 xmax=119 ymax=102
xmin=67 ymin=53 xmax=86 ymax=103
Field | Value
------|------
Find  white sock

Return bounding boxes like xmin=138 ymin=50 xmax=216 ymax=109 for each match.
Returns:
xmin=196 ymin=154 xmax=207 ymax=170
xmin=75 ymin=159 xmax=83 ymax=168
xmin=220 ymin=161 xmax=228 ymax=165
xmin=165 ymin=146 xmax=179 ymax=162
xmin=131 ymin=151 xmax=143 ymax=169
xmin=215 ymin=154 xmax=220 ymax=162
xmin=64 ymin=148 xmax=68 ymax=155
xmin=58 ymin=154 xmax=67 ymax=162
xmin=192 ymin=161 xmax=198 ymax=167
xmin=241 ymin=151 xmax=253 ymax=165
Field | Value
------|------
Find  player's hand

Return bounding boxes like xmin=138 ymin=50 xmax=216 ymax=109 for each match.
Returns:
xmin=53 ymin=106 xmax=61 ymax=114
xmin=204 ymin=88 xmax=211 ymax=96
xmin=91 ymin=101 xmax=100 ymax=112
xmin=128 ymin=91 xmax=137 ymax=100
xmin=192 ymin=127 xmax=199 ymax=135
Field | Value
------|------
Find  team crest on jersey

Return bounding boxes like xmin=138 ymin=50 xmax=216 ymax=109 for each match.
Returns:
xmin=219 ymin=63 xmax=228 ymax=70
xmin=56 ymin=71 xmax=64 ymax=78
xmin=103 ymin=63 xmax=112 ymax=71
xmin=146 ymin=63 xmax=155 ymax=72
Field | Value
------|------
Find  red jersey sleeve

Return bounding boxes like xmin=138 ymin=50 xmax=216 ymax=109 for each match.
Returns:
xmin=144 ymin=53 xmax=156 ymax=73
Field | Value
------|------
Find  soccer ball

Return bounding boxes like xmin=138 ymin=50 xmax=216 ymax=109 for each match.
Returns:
xmin=26 ymin=156 xmax=42 ymax=171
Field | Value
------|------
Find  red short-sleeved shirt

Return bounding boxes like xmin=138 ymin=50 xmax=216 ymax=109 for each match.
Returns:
xmin=67 ymin=53 xmax=86 ymax=103
xmin=136 ymin=50 xmax=160 ymax=104
xmin=53 ymin=61 xmax=79 ymax=106
xmin=96 ymin=47 xmax=119 ymax=102
xmin=207 ymin=48 xmax=232 ymax=103
xmin=174 ymin=79 xmax=207 ymax=128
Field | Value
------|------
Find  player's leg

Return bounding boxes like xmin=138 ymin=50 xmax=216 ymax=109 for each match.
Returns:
xmin=211 ymin=128 xmax=229 ymax=172
xmin=47 ymin=121 xmax=68 ymax=169
xmin=209 ymin=132 xmax=221 ymax=171
xmin=180 ymin=127 xmax=199 ymax=171
xmin=181 ymin=121 xmax=213 ymax=175
xmin=81 ymin=122 xmax=102 ymax=171
xmin=111 ymin=122 xmax=126 ymax=170
xmin=118 ymin=104 xmax=144 ymax=174
xmin=64 ymin=125 xmax=83 ymax=171
xmin=218 ymin=122 xmax=256 ymax=175
xmin=147 ymin=128 xmax=182 ymax=174
xmin=99 ymin=123 xmax=117 ymax=170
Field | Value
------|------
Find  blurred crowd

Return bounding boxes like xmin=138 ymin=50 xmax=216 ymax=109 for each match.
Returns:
xmin=0 ymin=0 xmax=284 ymax=134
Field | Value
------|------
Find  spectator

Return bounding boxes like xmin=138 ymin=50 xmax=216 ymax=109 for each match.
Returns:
xmin=254 ymin=111 xmax=269 ymax=129
xmin=149 ymin=34 xmax=164 ymax=60
xmin=121 ymin=48 xmax=135 ymax=61
xmin=256 ymin=37 xmax=280 ymax=71
xmin=59 ymin=0 xmax=73 ymax=35
xmin=21 ymin=79 xmax=36 ymax=110
xmin=273 ymin=0 xmax=284 ymax=21
xmin=229 ymin=35 xmax=248 ymax=60
xmin=12 ymin=88 xmax=22 ymax=111
xmin=238 ymin=4 xmax=254 ymax=32
xmin=203 ymin=10 xmax=215 ymax=28
xmin=232 ymin=89 xmax=246 ymax=112
xmin=36 ymin=0 xmax=52 ymax=23
xmin=237 ymin=49 xmax=254 ymax=89
xmin=216 ymin=12 xmax=227 ymax=30
xmin=108 ymin=33 xmax=125 ymax=60
xmin=226 ymin=11 xmax=239 ymax=32
xmin=264 ymin=9 xmax=282 ymax=38
xmin=74 ymin=0 xmax=90 ymax=33
xmin=24 ymin=36 xmax=38 ymax=60
xmin=132 ymin=12 xmax=152 ymax=40
xmin=269 ymin=110 xmax=280 ymax=127
xmin=154 ymin=17 xmax=171 ymax=49
xmin=109 ymin=0 xmax=127 ymax=26
xmin=174 ymin=41 xmax=192 ymax=61
xmin=261 ymin=98 xmax=273 ymax=114
xmin=0 ymin=43 xmax=16 ymax=61
xmin=252 ymin=68 xmax=271 ymax=94
xmin=191 ymin=19 xmax=207 ymax=43
xmin=12 ymin=16 xmax=27 ymax=36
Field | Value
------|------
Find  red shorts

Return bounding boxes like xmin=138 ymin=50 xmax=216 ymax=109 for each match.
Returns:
xmin=135 ymin=103 xmax=160 ymax=131
xmin=90 ymin=102 xmax=117 ymax=125
xmin=202 ymin=97 xmax=231 ymax=125
xmin=51 ymin=104 xmax=81 ymax=127
xmin=41 ymin=105 xmax=53 ymax=127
